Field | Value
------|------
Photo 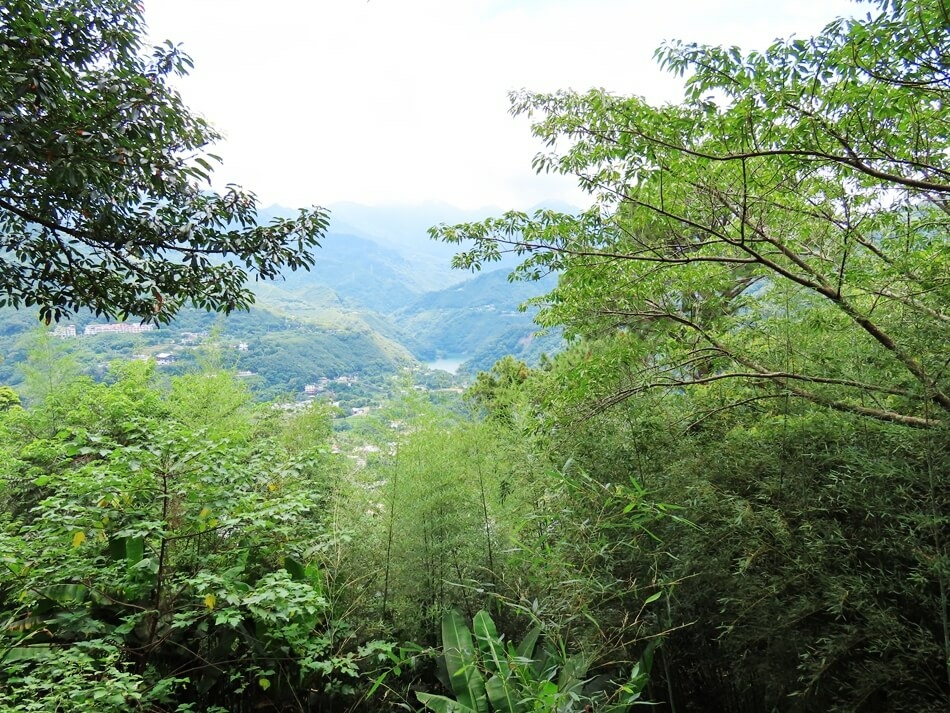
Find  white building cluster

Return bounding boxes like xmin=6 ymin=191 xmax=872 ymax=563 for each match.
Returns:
xmin=83 ymin=322 xmax=156 ymax=336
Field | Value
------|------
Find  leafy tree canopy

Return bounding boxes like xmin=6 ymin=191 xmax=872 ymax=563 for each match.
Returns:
xmin=434 ymin=0 xmax=949 ymax=429
xmin=0 ymin=0 xmax=328 ymax=324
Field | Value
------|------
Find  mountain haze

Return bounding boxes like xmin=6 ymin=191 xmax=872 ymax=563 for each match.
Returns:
xmin=255 ymin=202 xmax=569 ymax=371
xmin=0 ymin=202 xmax=569 ymax=396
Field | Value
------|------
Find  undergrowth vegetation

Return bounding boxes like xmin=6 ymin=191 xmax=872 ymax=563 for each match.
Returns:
xmin=2 ymin=0 xmax=949 ymax=711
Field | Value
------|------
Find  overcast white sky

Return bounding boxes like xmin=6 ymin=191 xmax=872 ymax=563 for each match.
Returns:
xmin=144 ymin=0 xmax=859 ymax=211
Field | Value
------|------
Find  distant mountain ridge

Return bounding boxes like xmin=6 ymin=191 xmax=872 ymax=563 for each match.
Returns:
xmin=254 ymin=201 xmax=572 ymax=372
xmin=0 ymin=202 xmax=572 ymax=397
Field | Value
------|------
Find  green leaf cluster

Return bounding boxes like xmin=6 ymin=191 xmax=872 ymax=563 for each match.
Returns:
xmin=0 ymin=363 xmax=383 ymax=711
xmin=418 ymin=609 xmax=652 ymax=713
xmin=432 ymin=0 xmax=949 ymax=431
xmin=428 ymin=3 xmax=950 ymax=709
xmin=0 ymin=0 xmax=329 ymax=324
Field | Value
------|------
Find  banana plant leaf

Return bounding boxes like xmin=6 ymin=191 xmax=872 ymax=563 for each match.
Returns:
xmin=442 ymin=609 xmax=488 ymax=713
xmin=473 ymin=610 xmax=507 ymax=677
xmin=417 ymin=691 xmax=478 ymax=713
xmin=485 ymin=675 xmax=525 ymax=713
xmin=514 ymin=625 xmax=541 ymax=661
xmin=473 ymin=610 xmax=524 ymax=713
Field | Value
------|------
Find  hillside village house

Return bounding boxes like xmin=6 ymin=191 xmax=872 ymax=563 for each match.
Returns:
xmin=84 ymin=322 xmax=156 ymax=336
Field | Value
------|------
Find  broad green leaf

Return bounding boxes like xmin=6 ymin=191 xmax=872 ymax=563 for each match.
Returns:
xmin=0 ymin=645 xmax=55 ymax=664
xmin=485 ymin=675 xmax=524 ymax=713
xmin=42 ymin=583 xmax=89 ymax=604
xmin=442 ymin=609 xmax=488 ymax=713
xmin=125 ymin=537 xmax=144 ymax=566
xmin=283 ymin=556 xmax=306 ymax=581
xmin=416 ymin=692 xmax=478 ymax=713
xmin=515 ymin=625 xmax=541 ymax=661
xmin=473 ymin=610 xmax=507 ymax=676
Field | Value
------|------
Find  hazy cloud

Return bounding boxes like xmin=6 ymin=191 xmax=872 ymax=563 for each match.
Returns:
xmin=145 ymin=0 xmax=857 ymax=210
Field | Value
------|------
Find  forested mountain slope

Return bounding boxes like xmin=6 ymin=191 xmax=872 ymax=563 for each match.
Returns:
xmin=0 ymin=205 xmax=566 ymax=396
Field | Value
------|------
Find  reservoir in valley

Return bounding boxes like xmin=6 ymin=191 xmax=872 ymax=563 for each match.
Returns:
xmin=425 ymin=357 xmax=466 ymax=374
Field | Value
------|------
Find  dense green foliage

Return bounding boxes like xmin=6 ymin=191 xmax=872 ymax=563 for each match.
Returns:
xmin=416 ymin=609 xmax=651 ymax=713
xmin=2 ymin=1 xmax=948 ymax=712
xmin=0 ymin=306 xmax=418 ymax=403
xmin=436 ymin=1 xmax=949 ymax=430
xmin=428 ymin=1 xmax=950 ymax=710
xmin=330 ymin=387 xmax=665 ymax=710
xmin=0 ymin=364 xmax=397 ymax=711
xmin=0 ymin=360 xmax=660 ymax=711
xmin=492 ymin=359 xmax=950 ymax=711
xmin=0 ymin=0 xmax=327 ymax=323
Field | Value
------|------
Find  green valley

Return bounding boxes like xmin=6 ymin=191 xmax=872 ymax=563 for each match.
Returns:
xmin=0 ymin=203 xmax=567 ymax=403
xmin=1 ymin=2 xmax=948 ymax=713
